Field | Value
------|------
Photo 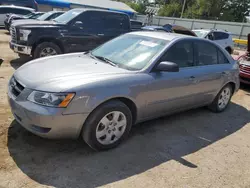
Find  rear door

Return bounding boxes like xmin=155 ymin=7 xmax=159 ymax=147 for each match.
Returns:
xmin=192 ymin=40 xmax=228 ymax=103
xmin=66 ymin=11 xmax=104 ymax=52
xmin=102 ymin=13 xmax=130 ymax=43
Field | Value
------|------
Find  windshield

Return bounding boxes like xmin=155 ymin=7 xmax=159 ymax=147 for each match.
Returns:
xmin=91 ymin=34 xmax=168 ymax=71
xmin=23 ymin=12 xmax=34 ymax=18
xmin=54 ymin=9 xmax=82 ymax=23
xmin=193 ymin=30 xmax=209 ymax=38
xmin=37 ymin=12 xmax=54 ymax=21
xmin=30 ymin=13 xmax=44 ymax=19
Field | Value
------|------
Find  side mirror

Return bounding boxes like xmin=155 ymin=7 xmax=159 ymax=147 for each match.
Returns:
xmin=155 ymin=61 xmax=179 ymax=72
xmin=207 ymin=34 xmax=214 ymax=40
xmin=73 ymin=21 xmax=83 ymax=28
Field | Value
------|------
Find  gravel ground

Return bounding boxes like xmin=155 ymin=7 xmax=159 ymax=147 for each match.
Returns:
xmin=0 ymin=30 xmax=250 ymax=188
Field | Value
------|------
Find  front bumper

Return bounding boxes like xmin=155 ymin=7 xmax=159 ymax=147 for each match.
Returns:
xmin=9 ymin=42 xmax=32 ymax=56
xmin=240 ymin=71 xmax=250 ymax=85
xmin=8 ymin=91 xmax=89 ymax=139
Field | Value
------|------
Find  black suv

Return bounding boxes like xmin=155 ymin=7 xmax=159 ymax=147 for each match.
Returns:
xmin=9 ymin=9 xmax=131 ymax=59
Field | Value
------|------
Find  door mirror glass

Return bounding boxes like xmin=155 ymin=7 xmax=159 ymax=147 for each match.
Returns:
xmin=207 ymin=33 xmax=214 ymax=40
xmin=73 ymin=21 xmax=83 ymax=28
xmin=155 ymin=61 xmax=179 ymax=72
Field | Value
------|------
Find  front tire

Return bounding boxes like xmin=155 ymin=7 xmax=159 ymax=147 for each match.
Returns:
xmin=82 ymin=100 xmax=132 ymax=151
xmin=33 ymin=42 xmax=62 ymax=59
xmin=208 ymin=84 xmax=233 ymax=113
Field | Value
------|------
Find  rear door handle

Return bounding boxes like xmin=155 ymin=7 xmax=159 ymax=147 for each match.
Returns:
xmin=189 ymin=76 xmax=195 ymax=80
xmin=98 ymin=34 xmax=104 ymax=36
xmin=189 ymin=76 xmax=199 ymax=84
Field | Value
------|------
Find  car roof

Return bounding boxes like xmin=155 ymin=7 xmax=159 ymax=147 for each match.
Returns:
xmin=71 ymin=8 xmax=128 ymax=15
xmin=130 ymin=31 xmax=194 ymax=41
xmin=0 ymin=5 xmax=35 ymax=11
xmin=193 ymin=28 xmax=229 ymax=33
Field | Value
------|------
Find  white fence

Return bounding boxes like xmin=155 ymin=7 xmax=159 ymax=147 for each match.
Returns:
xmin=135 ymin=15 xmax=250 ymax=39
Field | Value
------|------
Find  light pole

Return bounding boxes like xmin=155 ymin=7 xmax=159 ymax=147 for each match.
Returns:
xmin=181 ymin=0 xmax=187 ymax=18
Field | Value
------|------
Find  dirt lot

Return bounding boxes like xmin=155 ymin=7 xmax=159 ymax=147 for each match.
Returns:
xmin=0 ymin=30 xmax=250 ymax=188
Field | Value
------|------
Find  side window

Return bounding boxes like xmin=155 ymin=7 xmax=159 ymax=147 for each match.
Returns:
xmin=218 ymin=50 xmax=229 ymax=64
xmin=12 ymin=9 xmax=31 ymax=15
xmin=104 ymin=13 xmax=129 ymax=31
xmin=160 ymin=40 xmax=194 ymax=68
xmin=73 ymin=12 xmax=104 ymax=31
xmin=214 ymin=32 xmax=229 ymax=40
xmin=0 ymin=8 xmax=11 ymax=14
xmin=195 ymin=41 xmax=218 ymax=66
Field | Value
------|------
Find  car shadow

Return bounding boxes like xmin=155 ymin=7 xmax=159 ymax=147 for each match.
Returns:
xmin=240 ymin=83 xmax=250 ymax=92
xmin=7 ymin=102 xmax=249 ymax=188
xmin=10 ymin=56 xmax=32 ymax=69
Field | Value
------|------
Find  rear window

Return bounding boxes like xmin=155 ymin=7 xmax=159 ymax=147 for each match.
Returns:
xmin=213 ymin=32 xmax=229 ymax=40
xmin=104 ymin=13 xmax=129 ymax=31
xmin=131 ymin=21 xmax=143 ymax=28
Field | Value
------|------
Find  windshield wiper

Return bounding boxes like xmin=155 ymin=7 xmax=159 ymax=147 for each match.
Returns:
xmin=92 ymin=55 xmax=117 ymax=67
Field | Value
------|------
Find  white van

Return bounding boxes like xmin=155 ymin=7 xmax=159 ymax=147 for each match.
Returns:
xmin=0 ymin=5 xmax=35 ymax=26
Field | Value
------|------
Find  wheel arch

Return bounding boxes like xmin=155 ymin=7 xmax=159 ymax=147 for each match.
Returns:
xmin=32 ymin=37 xmax=65 ymax=55
xmin=91 ymin=97 xmax=138 ymax=125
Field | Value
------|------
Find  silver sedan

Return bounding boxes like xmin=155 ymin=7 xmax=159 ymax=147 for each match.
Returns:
xmin=8 ymin=32 xmax=240 ymax=150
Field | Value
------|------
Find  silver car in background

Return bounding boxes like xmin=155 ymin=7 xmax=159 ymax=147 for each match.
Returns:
xmin=8 ymin=32 xmax=240 ymax=150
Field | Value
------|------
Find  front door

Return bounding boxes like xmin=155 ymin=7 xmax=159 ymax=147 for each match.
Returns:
xmin=66 ymin=11 xmax=104 ymax=52
xmin=144 ymin=40 xmax=204 ymax=118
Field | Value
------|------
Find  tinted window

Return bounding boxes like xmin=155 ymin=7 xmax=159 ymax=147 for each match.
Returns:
xmin=0 ymin=8 xmax=11 ymax=14
xmin=195 ymin=41 xmax=217 ymax=66
xmin=75 ymin=12 xmax=104 ymax=31
xmin=130 ymin=21 xmax=143 ymax=28
xmin=12 ymin=8 xmax=31 ymax=15
xmin=104 ymin=13 xmax=129 ymax=31
xmin=213 ymin=32 xmax=229 ymax=40
xmin=218 ymin=50 xmax=229 ymax=64
xmin=0 ymin=8 xmax=31 ymax=14
xmin=160 ymin=40 xmax=194 ymax=68
xmin=47 ymin=12 xmax=63 ymax=20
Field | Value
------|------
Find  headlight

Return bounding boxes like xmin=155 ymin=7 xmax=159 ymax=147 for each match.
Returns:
xmin=27 ymin=91 xmax=75 ymax=108
xmin=19 ymin=29 xmax=31 ymax=41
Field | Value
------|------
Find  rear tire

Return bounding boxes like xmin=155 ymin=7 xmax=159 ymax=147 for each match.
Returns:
xmin=82 ymin=100 xmax=132 ymax=151
xmin=33 ymin=42 xmax=62 ymax=59
xmin=208 ymin=84 xmax=233 ymax=113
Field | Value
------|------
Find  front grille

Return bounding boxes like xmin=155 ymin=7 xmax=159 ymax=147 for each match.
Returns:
xmin=240 ymin=64 xmax=250 ymax=74
xmin=10 ymin=26 xmax=17 ymax=43
xmin=9 ymin=77 xmax=25 ymax=97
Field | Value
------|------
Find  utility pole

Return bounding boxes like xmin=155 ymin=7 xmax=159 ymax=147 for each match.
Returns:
xmin=180 ymin=0 xmax=187 ymax=18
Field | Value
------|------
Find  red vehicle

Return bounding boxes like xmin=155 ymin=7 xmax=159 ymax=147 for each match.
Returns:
xmin=237 ymin=34 xmax=250 ymax=84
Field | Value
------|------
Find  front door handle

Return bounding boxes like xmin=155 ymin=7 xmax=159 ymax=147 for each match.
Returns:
xmin=189 ymin=76 xmax=199 ymax=84
xmin=98 ymin=34 xmax=104 ymax=36
xmin=221 ymin=71 xmax=229 ymax=76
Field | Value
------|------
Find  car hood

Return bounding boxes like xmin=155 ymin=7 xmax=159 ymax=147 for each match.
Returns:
xmin=12 ymin=20 xmax=60 ymax=27
xmin=240 ymin=60 xmax=250 ymax=66
xmin=14 ymin=53 xmax=131 ymax=92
